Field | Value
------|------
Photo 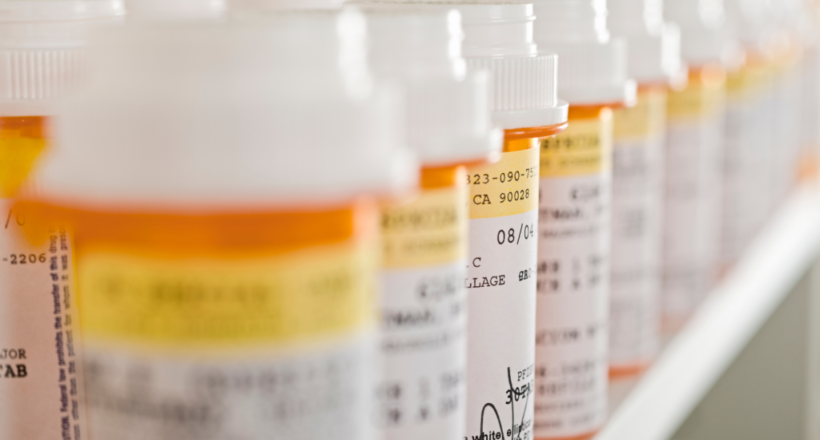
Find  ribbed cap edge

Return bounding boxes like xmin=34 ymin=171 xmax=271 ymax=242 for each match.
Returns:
xmin=0 ymin=49 xmax=84 ymax=102
xmin=465 ymin=52 xmax=557 ymax=113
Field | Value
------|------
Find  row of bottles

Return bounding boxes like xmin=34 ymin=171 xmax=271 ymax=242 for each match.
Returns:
xmin=0 ymin=0 xmax=816 ymax=439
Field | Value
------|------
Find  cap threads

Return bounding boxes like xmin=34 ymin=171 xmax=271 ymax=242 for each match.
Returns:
xmin=456 ymin=2 xmax=566 ymax=129
xmin=0 ymin=0 xmax=123 ymax=115
xmin=1 ymin=49 xmax=83 ymax=101
xmin=466 ymin=54 xmax=556 ymax=112
xmin=531 ymin=0 xmax=636 ymax=106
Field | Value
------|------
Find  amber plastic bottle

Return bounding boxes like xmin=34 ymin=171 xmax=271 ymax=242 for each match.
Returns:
xmin=17 ymin=17 xmax=415 ymax=440
xmin=662 ymin=65 xmax=726 ymax=332
xmin=609 ymin=84 xmax=669 ymax=379
xmin=533 ymin=103 xmax=617 ymax=440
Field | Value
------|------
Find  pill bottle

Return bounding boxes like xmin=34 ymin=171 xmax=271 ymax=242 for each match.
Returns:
xmin=347 ymin=5 xmax=502 ymax=440
xmin=375 ymin=3 xmax=568 ymax=439
xmin=458 ymin=4 xmax=567 ymax=439
xmin=17 ymin=14 xmax=416 ymax=440
xmin=767 ymin=0 xmax=806 ymax=204
xmin=660 ymin=0 xmax=730 ymax=332
xmin=607 ymin=0 xmax=685 ymax=378
xmin=798 ymin=1 xmax=820 ymax=181
xmin=720 ymin=0 xmax=776 ymax=270
xmin=529 ymin=0 xmax=635 ymax=438
xmin=0 ymin=2 xmax=123 ymax=438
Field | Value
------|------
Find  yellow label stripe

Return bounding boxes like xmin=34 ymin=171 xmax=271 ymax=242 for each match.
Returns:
xmin=381 ymin=186 xmax=467 ymax=268
xmin=467 ymin=147 xmax=540 ymax=220
xmin=667 ymin=81 xmax=725 ymax=120
xmin=540 ymin=115 xmax=611 ymax=178
xmin=613 ymin=89 xmax=667 ymax=141
xmin=78 ymin=242 xmax=374 ymax=347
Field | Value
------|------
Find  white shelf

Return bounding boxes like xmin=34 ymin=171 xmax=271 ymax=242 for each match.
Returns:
xmin=595 ymin=185 xmax=820 ymax=440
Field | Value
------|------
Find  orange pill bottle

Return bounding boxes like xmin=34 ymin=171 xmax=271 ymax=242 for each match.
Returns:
xmin=358 ymin=7 xmax=503 ymax=440
xmin=607 ymin=0 xmax=686 ymax=378
xmin=662 ymin=0 xmax=730 ymax=331
xmin=18 ymin=16 xmax=416 ymax=440
xmin=529 ymin=0 xmax=635 ymax=438
xmin=448 ymin=4 xmax=568 ymax=440
xmin=0 ymin=2 xmax=122 ymax=438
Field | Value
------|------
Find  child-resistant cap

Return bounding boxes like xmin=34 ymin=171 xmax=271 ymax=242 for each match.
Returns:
xmin=457 ymin=2 xmax=568 ymax=130
xmin=608 ymin=0 xmax=687 ymax=86
xmin=351 ymin=4 xmax=502 ymax=165
xmin=532 ymin=0 xmax=637 ymax=106
xmin=33 ymin=11 xmax=418 ymax=210
xmin=372 ymin=1 xmax=568 ymax=130
xmin=723 ymin=0 xmax=772 ymax=54
xmin=0 ymin=0 xmax=125 ymax=117
xmin=665 ymin=0 xmax=740 ymax=68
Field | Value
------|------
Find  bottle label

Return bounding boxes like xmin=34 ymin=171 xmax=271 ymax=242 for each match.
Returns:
xmin=76 ymin=241 xmax=377 ymax=440
xmin=533 ymin=115 xmax=611 ymax=438
xmin=663 ymin=78 xmax=725 ymax=328
xmin=610 ymin=89 xmax=667 ymax=370
xmin=0 ymin=204 xmax=84 ymax=440
xmin=378 ymin=185 xmax=468 ymax=440
xmin=382 ymin=186 xmax=467 ymax=268
xmin=464 ymin=146 xmax=539 ymax=440
xmin=1 ymin=121 xmax=85 ymax=440
xmin=721 ymin=64 xmax=774 ymax=267
xmin=771 ymin=60 xmax=802 ymax=210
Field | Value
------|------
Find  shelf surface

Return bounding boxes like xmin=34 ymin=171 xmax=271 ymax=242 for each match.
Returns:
xmin=596 ymin=186 xmax=820 ymax=440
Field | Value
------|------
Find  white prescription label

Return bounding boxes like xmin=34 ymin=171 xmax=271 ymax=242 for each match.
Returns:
xmin=720 ymin=64 xmax=773 ymax=268
xmin=663 ymin=79 xmax=724 ymax=329
xmin=77 ymin=240 xmax=377 ymax=440
xmin=534 ymin=115 xmax=611 ymax=438
xmin=465 ymin=146 xmax=539 ymax=440
xmin=610 ymin=89 xmax=667 ymax=372
xmin=0 ymin=201 xmax=86 ymax=440
xmin=0 ymin=121 xmax=84 ymax=439
xmin=771 ymin=59 xmax=802 ymax=206
xmin=378 ymin=186 xmax=467 ymax=440
xmin=82 ymin=337 xmax=374 ymax=440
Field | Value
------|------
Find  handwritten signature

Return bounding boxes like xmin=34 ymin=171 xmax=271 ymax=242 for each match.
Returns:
xmin=475 ymin=367 xmax=532 ymax=440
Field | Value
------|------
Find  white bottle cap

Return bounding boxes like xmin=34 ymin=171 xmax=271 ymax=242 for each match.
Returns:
xmin=608 ymin=0 xmax=687 ymax=86
xmin=665 ymin=0 xmax=740 ymax=68
xmin=532 ymin=0 xmax=637 ymax=106
xmin=457 ymin=2 xmax=568 ymax=130
xmin=351 ymin=5 xmax=502 ymax=165
xmin=723 ymin=0 xmax=772 ymax=54
xmin=34 ymin=12 xmax=418 ymax=211
xmin=760 ymin=0 xmax=805 ymax=59
xmin=0 ymin=0 xmax=125 ymax=117
xmin=765 ymin=0 xmax=803 ymax=34
xmin=125 ymin=0 xmax=225 ymax=20
xmin=367 ymin=1 xmax=568 ymax=130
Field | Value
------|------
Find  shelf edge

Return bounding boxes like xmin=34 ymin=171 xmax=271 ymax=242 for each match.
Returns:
xmin=596 ymin=187 xmax=820 ymax=440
